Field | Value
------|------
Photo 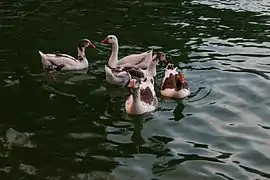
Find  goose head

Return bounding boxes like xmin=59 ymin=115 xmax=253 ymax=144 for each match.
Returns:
xmin=175 ymin=72 xmax=185 ymax=83
xmin=154 ymin=51 xmax=167 ymax=62
xmin=127 ymin=78 xmax=140 ymax=89
xmin=78 ymin=39 xmax=96 ymax=50
xmin=175 ymin=72 xmax=189 ymax=91
xmin=101 ymin=35 xmax=118 ymax=45
xmin=166 ymin=63 xmax=174 ymax=70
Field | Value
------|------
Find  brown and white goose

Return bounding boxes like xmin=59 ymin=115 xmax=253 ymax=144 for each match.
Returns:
xmin=160 ymin=63 xmax=190 ymax=98
xmin=38 ymin=39 xmax=95 ymax=71
xmin=125 ymin=77 xmax=158 ymax=115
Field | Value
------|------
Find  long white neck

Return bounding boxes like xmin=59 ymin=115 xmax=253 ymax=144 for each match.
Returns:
xmin=131 ymin=88 xmax=142 ymax=106
xmin=147 ymin=60 xmax=157 ymax=77
xmin=146 ymin=53 xmax=157 ymax=76
xmin=108 ymin=41 xmax=119 ymax=68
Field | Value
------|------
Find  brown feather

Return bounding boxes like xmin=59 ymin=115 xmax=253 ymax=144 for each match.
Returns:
xmin=161 ymin=73 xmax=176 ymax=90
xmin=175 ymin=81 xmax=189 ymax=91
xmin=140 ymin=87 xmax=154 ymax=104
xmin=124 ymin=67 xmax=145 ymax=78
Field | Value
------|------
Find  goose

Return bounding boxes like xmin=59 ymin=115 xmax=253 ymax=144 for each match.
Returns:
xmin=125 ymin=77 xmax=158 ymax=115
xmin=38 ymin=39 xmax=95 ymax=72
xmin=104 ymin=50 xmax=166 ymax=86
xmin=160 ymin=63 xmax=190 ymax=98
xmin=101 ymin=35 xmax=159 ymax=69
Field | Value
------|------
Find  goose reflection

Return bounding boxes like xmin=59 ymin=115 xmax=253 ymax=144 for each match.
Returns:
xmin=172 ymin=102 xmax=185 ymax=121
xmin=130 ymin=117 xmax=148 ymax=149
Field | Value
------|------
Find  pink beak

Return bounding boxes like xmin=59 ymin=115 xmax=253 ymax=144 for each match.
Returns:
xmin=163 ymin=57 xmax=167 ymax=62
xmin=88 ymin=42 xmax=96 ymax=48
xmin=101 ymin=37 xmax=109 ymax=44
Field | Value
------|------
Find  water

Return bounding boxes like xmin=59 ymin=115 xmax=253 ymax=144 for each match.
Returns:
xmin=1 ymin=0 xmax=270 ymax=179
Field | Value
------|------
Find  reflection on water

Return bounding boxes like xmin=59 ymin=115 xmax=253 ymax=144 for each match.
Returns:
xmin=1 ymin=0 xmax=270 ymax=179
xmin=193 ymin=0 xmax=270 ymax=14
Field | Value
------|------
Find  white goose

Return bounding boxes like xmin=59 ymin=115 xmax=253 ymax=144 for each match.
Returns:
xmin=38 ymin=39 xmax=95 ymax=71
xmin=101 ymin=35 xmax=153 ymax=69
xmin=125 ymin=78 xmax=158 ymax=115
xmin=160 ymin=63 xmax=190 ymax=98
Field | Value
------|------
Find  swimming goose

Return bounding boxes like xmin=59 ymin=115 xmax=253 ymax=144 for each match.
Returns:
xmin=160 ymin=63 xmax=190 ymax=98
xmin=38 ymin=39 xmax=95 ymax=71
xmin=125 ymin=78 xmax=158 ymax=115
xmin=101 ymin=35 xmax=156 ymax=69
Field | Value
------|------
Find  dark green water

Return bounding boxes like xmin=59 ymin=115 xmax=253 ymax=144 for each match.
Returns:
xmin=1 ymin=0 xmax=270 ymax=179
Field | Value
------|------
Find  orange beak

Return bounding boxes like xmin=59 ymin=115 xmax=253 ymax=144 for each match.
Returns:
xmin=101 ymin=37 xmax=109 ymax=44
xmin=128 ymin=80 xmax=135 ymax=88
xmin=176 ymin=73 xmax=185 ymax=82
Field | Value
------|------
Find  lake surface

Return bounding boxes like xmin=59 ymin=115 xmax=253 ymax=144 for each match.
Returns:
xmin=1 ymin=0 xmax=270 ymax=179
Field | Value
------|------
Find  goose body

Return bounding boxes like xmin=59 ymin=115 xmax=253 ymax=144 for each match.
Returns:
xmin=39 ymin=39 xmax=95 ymax=71
xmin=125 ymin=78 xmax=158 ymax=115
xmin=160 ymin=64 xmax=190 ymax=98
xmin=104 ymin=65 xmax=130 ymax=86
